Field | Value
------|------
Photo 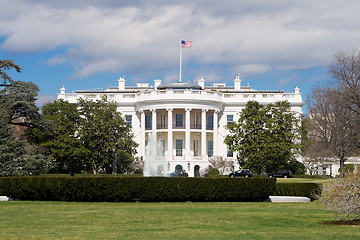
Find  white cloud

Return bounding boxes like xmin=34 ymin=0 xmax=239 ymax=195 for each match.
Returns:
xmin=233 ymin=64 xmax=272 ymax=75
xmin=1 ymin=0 xmax=360 ymax=86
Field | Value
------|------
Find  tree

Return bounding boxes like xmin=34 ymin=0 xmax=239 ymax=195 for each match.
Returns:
xmin=208 ymin=156 xmax=234 ymax=174
xmin=0 ymin=59 xmax=21 ymax=87
xmin=0 ymin=118 xmax=46 ymax=176
xmin=28 ymin=99 xmax=90 ymax=174
xmin=0 ymin=118 xmax=25 ymax=176
xmin=0 ymin=81 xmax=43 ymax=128
xmin=330 ymin=49 xmax=360 ymax=116
xmin=0 ymin=60 xmax=47 ymax=176
xmin=225 ymin=101 xmax=302 ymax=174
xmin=320 ymin=172 xmax=360 ymax=221
xmin=78 ymin=97 xmax=138 ymax=174
xmin=306 ymin=87 xmax=359 ymax=176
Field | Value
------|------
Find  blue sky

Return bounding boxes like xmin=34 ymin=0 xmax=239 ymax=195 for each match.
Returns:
xmin=1 ymin=0 xmax=360 ymax=115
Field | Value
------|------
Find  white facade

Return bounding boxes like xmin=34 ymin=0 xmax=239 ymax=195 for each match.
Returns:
xmin=58 ymin=75 xmax=303 ymax=177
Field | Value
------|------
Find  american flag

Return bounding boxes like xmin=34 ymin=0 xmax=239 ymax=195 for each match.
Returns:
xmin=181 ymin=40 xmax=192 ymax=48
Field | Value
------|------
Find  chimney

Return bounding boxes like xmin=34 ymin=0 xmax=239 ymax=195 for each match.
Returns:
xmin=154 ymin=79 xmax=162 ymax=90
xmin=60 ymin=86 xmax=66 ymax=94
xmin=234 ymin=74 xmax=241 ymax=90
xmin=294 ymin=86 xmax=300 ymax=94
xmin=118 ymin=76 xmax=125 ymax=91
xmin=198 ymin=77 xmax=205 ymax=89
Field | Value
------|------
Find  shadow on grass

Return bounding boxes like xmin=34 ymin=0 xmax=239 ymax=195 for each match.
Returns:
xmin=320 ymin=220 xmax=360 ymax=225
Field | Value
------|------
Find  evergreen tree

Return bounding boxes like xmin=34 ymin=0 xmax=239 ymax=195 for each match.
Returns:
xmin=0 ymin=59 xmax=46 ymax=176
xmin=78 ymin=97 xmax=138 ymax=174
xmin=29 ymin=99 xmax=90 ymax=174
xmin=225 ymin=101 xmax=302 ymax=174
xmin=0 ymin=119 xmax=25 ymax=176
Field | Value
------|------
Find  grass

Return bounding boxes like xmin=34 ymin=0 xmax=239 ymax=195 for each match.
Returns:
xmin=0 ymin=201 xmax=359 ymax=239
xmin=276 ymin=177 xmax=330 ymax=183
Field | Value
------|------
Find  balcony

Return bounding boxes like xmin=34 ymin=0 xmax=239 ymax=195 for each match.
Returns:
xmin=157 ymin=124 xmax=168 ymax=129
xmin=173 ymin=123 xmax=185 ymax=129
xmin=190 ymin=124 xmax=201 ymax=129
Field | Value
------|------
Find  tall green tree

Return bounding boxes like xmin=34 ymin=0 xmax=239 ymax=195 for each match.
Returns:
xmin=0 ymin=60 xmax=46 ymax=176
xmin=28 ymin=99 xmax=90 ymax=174
xmin=225 ymin=101 xmax=302 ymax=174
xmin=78 ymin=97 xmax=138 ymax=174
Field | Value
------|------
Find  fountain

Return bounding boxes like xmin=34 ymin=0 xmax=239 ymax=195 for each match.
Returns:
xmin=143 ymin=133 xmax=169 ymax=177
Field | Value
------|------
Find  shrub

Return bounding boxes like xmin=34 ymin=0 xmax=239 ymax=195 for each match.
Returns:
xmin=272 ymin=183 xmax=322 ymax=201
xmin=320 ymin=173 xmax=360 ymax=220
xmin=207 ymin=168 xmax=220 ymax=177
xmin=0 ymin=176 xmax=276 ymax=202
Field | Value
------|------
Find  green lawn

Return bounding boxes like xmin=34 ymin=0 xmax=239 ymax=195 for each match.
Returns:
xmin=0 ymin=201 xmax=358 ymax=240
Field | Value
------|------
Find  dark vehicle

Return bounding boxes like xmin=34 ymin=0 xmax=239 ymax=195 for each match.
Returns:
xmin=267 ymin=169 xmax=292 ymax=178
xmin=229 ymin=169 xmax=252 ymax=178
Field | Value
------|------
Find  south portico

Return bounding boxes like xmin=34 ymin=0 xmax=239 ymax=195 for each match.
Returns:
xmin=137 ymin=105 xmax=222 ymax=177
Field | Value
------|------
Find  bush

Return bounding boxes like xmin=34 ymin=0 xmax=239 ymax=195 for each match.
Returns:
xmin=0 ymin=176 xmax=276 ymax=202
xmin=272 ymin=183 xmax=322 ymax=201
xmin=320 ymin=173 xmax=360 ymax=220
xmin=207 ymin=168 xmax=220 ymax=177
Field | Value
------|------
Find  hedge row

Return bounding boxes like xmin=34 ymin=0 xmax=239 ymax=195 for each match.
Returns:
xmin=0 ymin=176 xmax=276 ymax=202
xmin=272 ymin=183 xmax=322 ymax=200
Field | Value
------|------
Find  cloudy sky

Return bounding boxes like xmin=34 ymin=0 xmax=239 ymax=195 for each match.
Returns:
xmin=1 ymin=0 xmax=360 ymax=112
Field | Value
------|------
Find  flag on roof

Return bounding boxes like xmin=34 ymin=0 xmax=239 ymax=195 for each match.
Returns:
xmin=181 ymin=40 xmax=192 ymax=48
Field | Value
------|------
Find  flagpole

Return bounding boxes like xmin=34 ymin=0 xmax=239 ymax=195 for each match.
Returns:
xmin=179 ymin=40 xmax=182 ymax=83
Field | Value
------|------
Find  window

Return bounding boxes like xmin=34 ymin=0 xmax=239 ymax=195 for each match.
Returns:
xmin=227 ymin=144 xmax=232 ymax=157
xmin=159 ymin=139 xmax=165 ymax=156
xmin=160 ymin=114 xmax=166 ymax=128
xmin=176 ymin=139 xmax=183 ymax=156
xmin=176 ymin=114 xmax=183 ymax=128
xmin=193 ymin=139 xmax=199 ymax=156
xmin=207 ymin=115 xmax=213 ymax=130
xmin=125 ymin=115 xmax=132 ymax=128
xmin=207 ymin=140 xmax=213 ymax=157
xmin=145 ymin=115 xmax=151 ymax=129
xmin=227 ymin=115 xmax=233 ymax=126
xmin=194 ymin=114 xmax=199 ymax=128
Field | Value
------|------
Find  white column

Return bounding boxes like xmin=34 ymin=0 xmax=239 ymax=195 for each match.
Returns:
xmin=167 ymin=108 xmax=173 ymax=161
xmin=140 ymin=110 xmax=145 ymax=159
xmin=151 ymin=109 xmax=157 ymax=142
xmin=201 ymin=109 xmax=207 ymax=160
xmin=185 ymin=108 xmax=191 ymax=161
xmin=213 ymin=110 xmax=218 ymax=157
xmin=151 ymin=109 xmax=157 ymax=160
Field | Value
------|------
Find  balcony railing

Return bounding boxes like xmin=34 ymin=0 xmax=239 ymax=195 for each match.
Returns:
xmin=190 ymin=124 xmax=201 ymax=129
xmin=145 ymin=123 xmax=213 ymax=130
xmin=173 ymin=124 xmax=185 ymax=129
xmin=157 ymin=124 xmax=168 ymax=129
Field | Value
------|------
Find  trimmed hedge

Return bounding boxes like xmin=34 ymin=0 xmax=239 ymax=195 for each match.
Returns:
xmin=273 ymin=183 xmax=322 ymax=200
xmin=0 ymin=176 xmax=276 ymax=202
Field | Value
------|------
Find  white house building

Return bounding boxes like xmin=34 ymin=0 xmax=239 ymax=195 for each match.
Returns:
xmin=58 ymin=75 xmax=303 ymax=177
